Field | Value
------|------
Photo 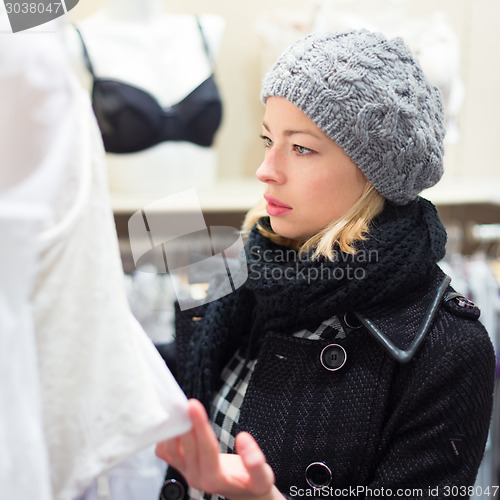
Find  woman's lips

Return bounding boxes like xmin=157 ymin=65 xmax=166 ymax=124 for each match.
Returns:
xmin=264 ymin=195 xmax=292 ymax=217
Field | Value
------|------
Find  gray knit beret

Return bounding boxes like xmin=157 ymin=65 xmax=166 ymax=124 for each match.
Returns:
xmin=261 ymin=30 xmax=446 ymax=205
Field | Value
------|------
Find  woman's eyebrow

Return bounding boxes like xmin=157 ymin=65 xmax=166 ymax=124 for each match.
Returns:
xmin=283 ymin=128 xmax=321 ymax=139
xmin=262 ymin=121 xmax=321 ymax=139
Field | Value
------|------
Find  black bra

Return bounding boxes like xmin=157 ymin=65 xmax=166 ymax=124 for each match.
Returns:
xmin=75 ymin=19 xmax=223 ymax=154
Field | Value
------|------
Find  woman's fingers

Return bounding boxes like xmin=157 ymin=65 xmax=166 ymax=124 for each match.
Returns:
xmin=235 ymin=432 xmax=275 ymax=494
xmin=156 ymin=399 xmax=221 ymax=487
xmin=188 ymin=399 xmax=222 ymax=478
xmin=156 ymin=399 xmax=276 ymax=498
xmin=155 ymin=436 xmax=186 ymax=470
xmin=179 ymin=416 xmax=201 ymax=479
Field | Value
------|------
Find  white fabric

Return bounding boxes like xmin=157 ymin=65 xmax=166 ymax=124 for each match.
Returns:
xmin=0 ymin=17 xmax=70 ymax=500
xmin=0 ymin=19 xmax=190 ymax=500
xmin=0 ymin=212 xmax=53 ymax=500
xmin=76 ymin=447 xmax=167 ymax=500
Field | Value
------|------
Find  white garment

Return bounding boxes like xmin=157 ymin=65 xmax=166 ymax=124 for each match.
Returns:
xmin=76 ymin=446 xmax=167 ymax=500
xmin=0 ymin=20 xmax=190 ymax=500
xmin=0 ymin=17 xmax=70 ymax=500
xmin=0 ymin=212 xmax=53 ymax=500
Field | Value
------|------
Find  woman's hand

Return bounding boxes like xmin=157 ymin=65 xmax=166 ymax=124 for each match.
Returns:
xmin=155 ymin=399 xmax=282 ymax=500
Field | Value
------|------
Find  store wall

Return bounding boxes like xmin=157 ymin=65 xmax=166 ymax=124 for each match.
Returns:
xmin=70 ymin=0 xmax=500 ymax=184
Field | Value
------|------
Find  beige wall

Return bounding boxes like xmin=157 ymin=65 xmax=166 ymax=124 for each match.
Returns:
xmin=70 ymin=0 xmax=500 ymax=183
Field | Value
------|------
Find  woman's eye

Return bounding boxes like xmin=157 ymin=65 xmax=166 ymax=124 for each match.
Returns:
xmin=295 ymin=145 xmax=313 ymax=155
xmin=260 ymin=135 xmax=273 ymax=148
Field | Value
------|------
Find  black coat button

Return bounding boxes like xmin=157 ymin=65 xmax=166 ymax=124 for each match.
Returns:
xmin=343 ymin=312 xmax=362 ymax=329
xmin=305 ymin=462 xmax=332 ymax=488
xmin=161 ymin=479 xmax=185 ymax=500
xmin=320 ymin=344 xmax=347 ymax=371
xmin=443 ymin=292 xmax=480 ymax=320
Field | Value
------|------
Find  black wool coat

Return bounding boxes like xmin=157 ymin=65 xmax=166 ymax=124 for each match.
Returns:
xmin=159 ymin=266 xmax=495 ymax=499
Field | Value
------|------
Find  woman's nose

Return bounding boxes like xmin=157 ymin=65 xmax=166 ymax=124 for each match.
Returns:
xmin=256 ymin=150 xmax=285 ymax=184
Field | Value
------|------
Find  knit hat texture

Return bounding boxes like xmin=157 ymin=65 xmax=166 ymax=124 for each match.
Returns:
xmin=260 ymin=30 xmax=446 ymax=205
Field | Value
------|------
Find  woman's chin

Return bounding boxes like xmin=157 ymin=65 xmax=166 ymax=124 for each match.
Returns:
xmin=269 ymin=218 xmax=309 ymax=243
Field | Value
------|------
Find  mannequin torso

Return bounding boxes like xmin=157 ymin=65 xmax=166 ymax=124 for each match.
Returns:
xmin=67 ymin=0 xmax=225 ymax=196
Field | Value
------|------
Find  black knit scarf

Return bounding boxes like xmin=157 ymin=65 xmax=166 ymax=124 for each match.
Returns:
xmin=180 ymin=197 xmax=447 ymax=409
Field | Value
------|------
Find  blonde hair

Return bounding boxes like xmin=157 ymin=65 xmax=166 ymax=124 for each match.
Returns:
xmin=242 ymin=182 xmax=385 ymax=260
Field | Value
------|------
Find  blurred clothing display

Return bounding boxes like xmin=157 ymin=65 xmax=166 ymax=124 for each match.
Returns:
xmin=69 ymin=0 xmax=225 ymax=196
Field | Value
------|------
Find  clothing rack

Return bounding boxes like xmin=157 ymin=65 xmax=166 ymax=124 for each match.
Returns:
xmin=439 ymin=222 xmax=500 ymax=497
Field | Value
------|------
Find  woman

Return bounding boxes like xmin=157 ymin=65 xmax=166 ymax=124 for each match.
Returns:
xmin=155 ymin=30 xmax=495 ymax=500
